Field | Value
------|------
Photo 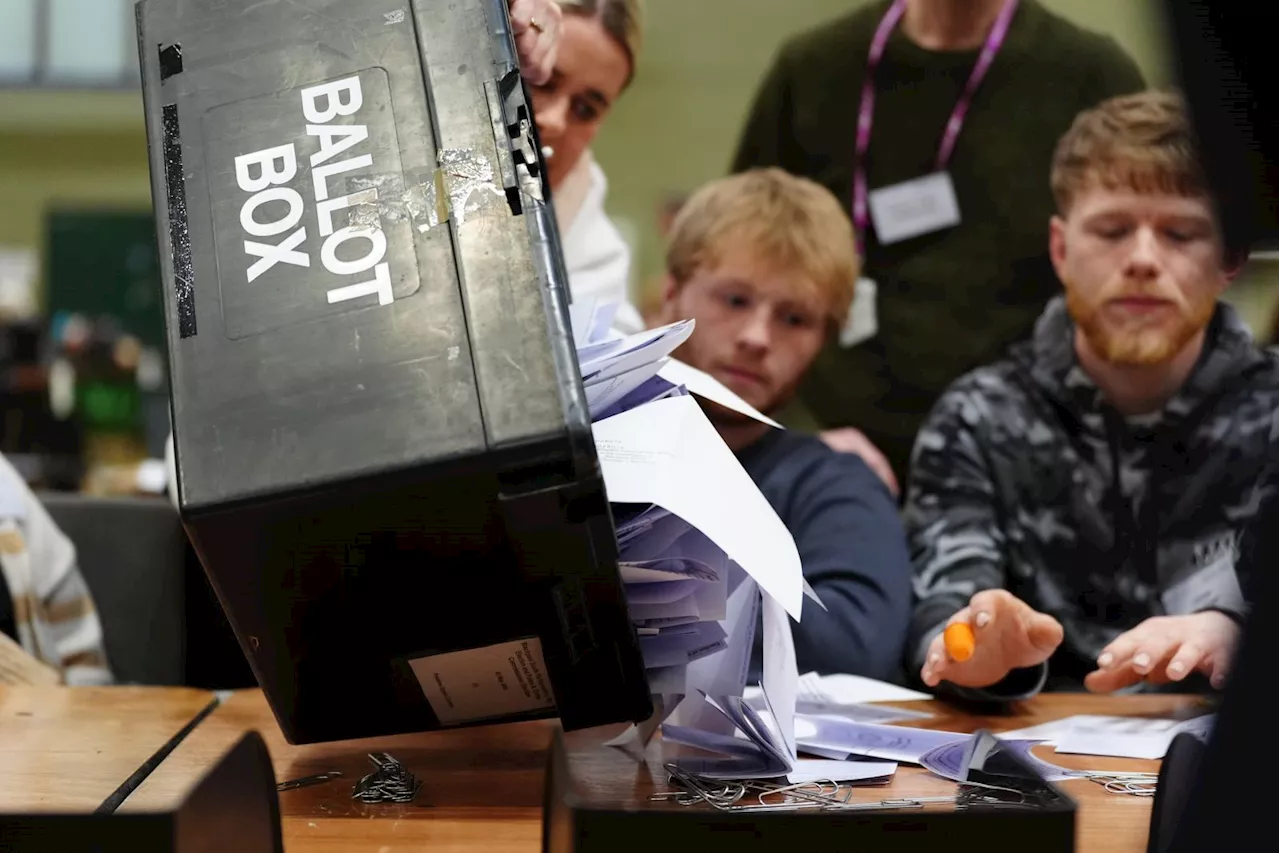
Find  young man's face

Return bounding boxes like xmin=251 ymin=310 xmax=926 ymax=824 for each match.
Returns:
xmin=661 ymin=247 xmax=829 ymax=419
xmin=1051 ymin=185 xmax=1230 ymax=365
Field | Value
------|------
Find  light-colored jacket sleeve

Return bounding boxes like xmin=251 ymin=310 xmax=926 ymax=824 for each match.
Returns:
xmin=557 ymin=153 xmax=643 ymax=335
xmin=0 ymin=455 xmax=114 ymax=685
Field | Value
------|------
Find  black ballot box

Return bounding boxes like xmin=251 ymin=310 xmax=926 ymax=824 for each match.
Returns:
xmin=135 ymin=0 xmax=650 ymax=743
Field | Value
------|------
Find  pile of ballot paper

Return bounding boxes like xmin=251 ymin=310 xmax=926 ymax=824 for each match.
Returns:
xmin=571 ymin=301 xmax=803 ymax=659
xmin=573 ymin=302 xmax=871 ymax=783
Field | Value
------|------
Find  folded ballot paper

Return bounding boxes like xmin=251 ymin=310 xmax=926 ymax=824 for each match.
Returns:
xmin=794 ymin=717 xmax=1070 ymax=782
xmin=1000 ymin=713 xmax=1216 ymax=761
xmin=658 ymin=597 xmax=895 ymax=785
xmin=571 ymin=302 xmax=812 ymax=775
xmin=570 ymin=300 xmax=798 ymax=742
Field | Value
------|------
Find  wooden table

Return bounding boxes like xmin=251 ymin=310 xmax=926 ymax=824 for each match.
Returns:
xmin=117 ymin=689 xmax=1209 ymax=853
xmin=559 ymin=693 xmax=1212 ymax=853
xmin=0 ymin=686 xmax=216 ymax=813
xmin=122 ymin=690 xmax=555 ymax=851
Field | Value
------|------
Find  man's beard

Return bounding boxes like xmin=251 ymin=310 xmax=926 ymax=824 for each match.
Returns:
xmin=1066 ymin=282 xmax=1216 ymax=366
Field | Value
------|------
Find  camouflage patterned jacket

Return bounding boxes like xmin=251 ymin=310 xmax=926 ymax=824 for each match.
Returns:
xmin=905 ymin=298 xmax=1277 ymax=699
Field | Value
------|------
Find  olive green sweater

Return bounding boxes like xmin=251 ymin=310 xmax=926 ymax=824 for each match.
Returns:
xmin=732 ymin=0 xmax=1144 ymax=483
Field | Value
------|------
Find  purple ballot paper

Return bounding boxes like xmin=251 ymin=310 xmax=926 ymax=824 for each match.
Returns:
xmin=795 ymin=717 xmax=966 ymax=764
xmin=920 ymin=735 xmax=1077 ymax=782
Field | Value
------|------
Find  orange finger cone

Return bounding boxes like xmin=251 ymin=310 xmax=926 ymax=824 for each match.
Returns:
xmin=944 ymin=623 xmax=976 ymax=662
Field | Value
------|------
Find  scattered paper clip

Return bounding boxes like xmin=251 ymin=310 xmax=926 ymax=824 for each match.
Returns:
xmin=276 ymin=770 xmax=343 ymax=792
xmin=352 ymin=752 xmax=422 ymax=804
xmin=651 ymin=764 xmax=956 ymax=813
xmin=1077 ymin=771 xmax=1158 ymax=797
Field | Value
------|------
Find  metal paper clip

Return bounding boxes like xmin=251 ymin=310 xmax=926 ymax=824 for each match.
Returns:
xmin=277 ymin=771 xmax=343 ymax=792
xmin=1079 ymin=771 xmax=1158 ymax=797
xmin=352 ymin=752 xmax=422 ymax=804
xmin=653 ymin=765 xmax=954 ymax=813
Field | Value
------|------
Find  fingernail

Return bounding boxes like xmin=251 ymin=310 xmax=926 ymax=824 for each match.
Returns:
xmin=1133 ymin=653 xmax=1151 ymax=671
xmin=929 ymin=653 xmax=941 ymax=666
xmin=1097 ymin=652 xmax=1113 ymax=668
xmin=1211 ymin=675 xmax=1225 ymax=690
xmin=1168 ymin=660 xmax=1185 ymax=676
xmin=975 ymin=611 xmax=991 ymax=628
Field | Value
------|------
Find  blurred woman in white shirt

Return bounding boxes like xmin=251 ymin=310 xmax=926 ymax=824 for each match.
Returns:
xmin=533 ymin=0 xmax=645 ymax=333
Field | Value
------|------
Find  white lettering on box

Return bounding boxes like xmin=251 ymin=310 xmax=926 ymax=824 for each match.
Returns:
xmin=234 ymin=143 xmax=297 ymax=193
xmin=300 ymin=77 xmax=364 ymax=124
xmin=239 ymin=187 xmax=304 ymax=237
xmin=245 ymin=230 xmax=309 ymax=283
xmin=321 ymin=226 xmax=386 ymax=276
xmin=308 ymin=123 xmax=370 ymax=166
xmin=311 ymin=153 xmax=374 ymax=202
xmin=231 ymin=74 xmax=397 ymax=309
xmin=317 ymin=189 xmax=379 ymax=237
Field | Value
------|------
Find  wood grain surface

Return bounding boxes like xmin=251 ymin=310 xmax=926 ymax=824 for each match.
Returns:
xmin=114 ymin=689 xmax=1209 ymax=853
xmin=0 ymin=686 xmax=216 ymax=813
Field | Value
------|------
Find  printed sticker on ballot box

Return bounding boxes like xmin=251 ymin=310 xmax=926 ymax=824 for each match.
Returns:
xmin=408 ymin=637 xmax=557 ymax=725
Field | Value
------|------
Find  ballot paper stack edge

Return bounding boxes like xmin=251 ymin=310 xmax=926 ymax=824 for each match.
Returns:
xmin=573 ymin=301 xmax=816 ymax=780
xmin=572 ymin=306 xmax=728 ymax=691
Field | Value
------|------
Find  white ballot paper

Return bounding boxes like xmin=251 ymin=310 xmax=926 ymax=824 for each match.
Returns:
xmin=593 ymin=395 xmax=803 ymax=619
xmin=1051 ymin=714 xmax=1216 ymax=760
xmin=574 ymin=307 xmax=807 ymax=762
xmin=785 ymin=758 xmax=898 ymax=786
xmin=656 ymin=358 xmax=783 ymax=429
xmin=568 ymin=298 xmax=619 ymax=347
xmin=745 ymin=671 xmax=932 ymax=724
xmin=658 ymin=594 xmax=815 ymax=781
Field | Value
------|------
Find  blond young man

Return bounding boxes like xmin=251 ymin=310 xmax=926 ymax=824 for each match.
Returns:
xmin=906 ymin=91 xmax=1277 ymax=700
xmin=659 ymin=168 xmax=912 ymax=680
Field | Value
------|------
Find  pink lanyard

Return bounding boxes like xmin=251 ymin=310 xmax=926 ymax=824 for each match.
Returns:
xmin=852 ymin=0 xmax=1020 ymax=255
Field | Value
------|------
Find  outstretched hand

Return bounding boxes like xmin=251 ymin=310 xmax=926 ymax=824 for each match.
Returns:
xmin=1084 ymin=611 xmax=1239 ymax=693
xmin=920 ymin=589 xmax=1063 ymax=689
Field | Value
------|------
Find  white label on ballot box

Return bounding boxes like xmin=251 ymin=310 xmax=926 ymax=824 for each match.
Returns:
xmin=409 ymin=637 xmax=557 ymax=725
xmin=867 ymin=171 xmax=961 ymax=245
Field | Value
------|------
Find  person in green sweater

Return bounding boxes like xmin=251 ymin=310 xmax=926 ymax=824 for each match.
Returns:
xmin=732 ymin=0 xmax=1144 ymax=489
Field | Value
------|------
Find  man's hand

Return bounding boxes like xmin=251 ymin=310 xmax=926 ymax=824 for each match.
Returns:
xmin=920 ymin=589 xmax=1063 ymax=689
xmin=509 ymin=0 xmax=562 ymax=85
xmin=1084 ymin=612 xmax=1240 ymax=693
xmin=820 ymin=427 xmax=899 ymax=497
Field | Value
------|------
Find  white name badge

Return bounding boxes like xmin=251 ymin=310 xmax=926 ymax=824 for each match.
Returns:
xmin=867 ymin=171 xmax=961 ymax=245
xmin=840 ymin=277 xmax=879 ymax=348
xmin=1161 ymin=546 xmax=1246 ymax=616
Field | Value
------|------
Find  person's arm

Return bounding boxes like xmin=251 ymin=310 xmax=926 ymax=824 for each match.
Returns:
xmin=730 ymin=43 xmax=798 ymax=173
xmin=787 ymin=452 xmax=912 ymax=683
xmin=904 ymin=385 xmax=1046 ymax=701
xmin=1231 ymin=444 xmax=1277 ymax=611
xmin=19 ymin=488 xmax=114 ymax=686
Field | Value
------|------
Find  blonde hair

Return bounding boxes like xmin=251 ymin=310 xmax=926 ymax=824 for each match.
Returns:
xmin=554 ymin=0 xmax=644 ymax=83
xmin=666 ymin=168 xmax=859 ymax=329
xmin=1051 ymin=90 xmax=1207 ymax=214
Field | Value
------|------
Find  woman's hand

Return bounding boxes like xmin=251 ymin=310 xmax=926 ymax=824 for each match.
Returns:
xmin=509 ymin=0 xmax=563 ymax=85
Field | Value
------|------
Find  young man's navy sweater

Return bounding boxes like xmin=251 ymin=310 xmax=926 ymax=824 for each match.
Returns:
xmin=739 ymin=428 xmax=913 ymax=682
